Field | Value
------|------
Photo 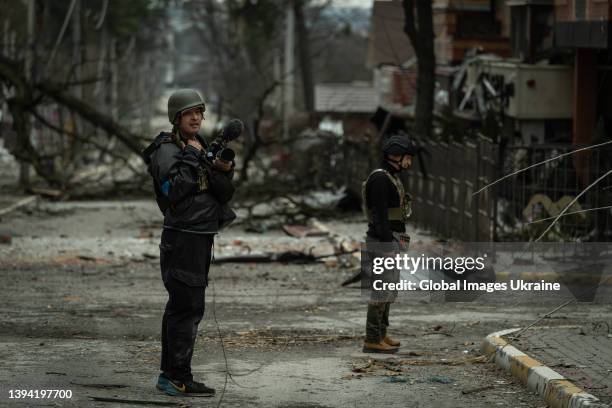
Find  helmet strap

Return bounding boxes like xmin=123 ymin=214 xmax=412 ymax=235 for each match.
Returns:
xmin=386 ymin=154 xmax=402 ymax=164
xmin=386 ymin=155 xmax=410 ymax=170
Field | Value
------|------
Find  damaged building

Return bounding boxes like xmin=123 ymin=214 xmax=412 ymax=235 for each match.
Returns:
xmin=312 ymin=0 xmax=612 ymax=241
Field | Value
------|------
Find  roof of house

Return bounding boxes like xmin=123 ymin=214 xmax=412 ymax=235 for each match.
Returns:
xmin=506 ymin=0 xmax=553 ymax=7
xmin=433 ymin=0 xmax=492 ymax=11
xmin=314 ymin=82 xmax=377 ymax=113
xmin=366 ymin=0 xmax=414 ymax=68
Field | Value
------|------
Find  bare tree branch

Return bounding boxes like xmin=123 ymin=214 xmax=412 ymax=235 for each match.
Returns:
xmin=473 ymin=140 xmax=612 ymax=196
xmin=535 ymin=169 xmax=612 ymax=242
xmin=0 ymin=54 xmax=144 ymax=158
xmin=36 ymin=82 xmax=143 ymax=154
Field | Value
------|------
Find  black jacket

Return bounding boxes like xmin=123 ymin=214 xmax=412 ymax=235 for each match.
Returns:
xmin=365 ymin=161 xmax=406 ymax=242
xmin=163 ymin=138 xmax=236 ymax=234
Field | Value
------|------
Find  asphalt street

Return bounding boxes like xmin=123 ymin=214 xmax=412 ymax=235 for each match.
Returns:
xmin=1 ymin=200 xmax=609 ymax=407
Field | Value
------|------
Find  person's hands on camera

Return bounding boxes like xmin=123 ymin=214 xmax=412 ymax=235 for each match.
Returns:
xmin=213 ymin=158 xmax=233 ymax=172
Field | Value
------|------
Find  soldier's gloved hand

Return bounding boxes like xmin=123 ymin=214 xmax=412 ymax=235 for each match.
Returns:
xmin=398 ymin=233 xmax=410 ymax=245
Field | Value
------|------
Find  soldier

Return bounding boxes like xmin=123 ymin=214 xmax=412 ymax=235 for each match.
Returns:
xmin=362 ymin=133 xmax=414 ymax=354
xmin=145 ymin=89 xmax=236 ymax=396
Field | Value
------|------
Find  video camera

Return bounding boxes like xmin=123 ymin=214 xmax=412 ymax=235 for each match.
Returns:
xmin=205 ymin=119 xmax=244 ymax=164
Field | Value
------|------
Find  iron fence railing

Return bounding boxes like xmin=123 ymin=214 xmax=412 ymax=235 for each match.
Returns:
xmin=496 ymin=143 xmax=610 ymax=241
xmin=402 ymin=136 xmax=497 ymax=241
xmin=400 ymin=137 xmax=611 ymax=242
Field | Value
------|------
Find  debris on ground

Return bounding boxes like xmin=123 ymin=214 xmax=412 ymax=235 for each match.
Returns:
xmin=383 ymin=361 xmax=406 ymax=372
xmin=89 ymin=396 xmax=194 ymax=405
xmin=352 ymin=361 xmax=374 ymax=373
xmin=398 ymin=355 xmax=487 ymax=366
xmin=461 ymin=385 xmax=495 ymax=394
xmin=0 ymin=233 xmax=11 ymax=244
xmin=213 ymin=247 xmax=357 ymax=265
xmin=138 ymin=228 xmax=154 ymax=239
xmin=234 ymin=190 xmax=347 ymax=229
xmin=345 ymin=354 xmax=488 ymax=381
xmin=0 ymin=196 xmax=39 ymax=217
xmin=213 ymin=251 xmax=318 ymax=264
xmin=423 ymin=324 xmax=455 ymax=337
xmin=200 ymin=328 xmax=361 ymax=350
xmin=70 ymin=382 xmax=128 ymax=389
xmin=244 ymin=223 xmax=268 ymax=234
xmin=77 ymin=255 xmax=100 ymax=262
xmin=28 ymin=187 xmax=64 ymax=199
xmin=282 ymin=224 xmax=329 ymax=238
xmin=45 ymin=371 xmax=67 ymax=376
xmin=341 ymin=269 xmax=363 ymax=287
xmin=423 ymin=375 xmax=455 ymax=384
xmin=384 ymin=375 xmax=410 ymax=383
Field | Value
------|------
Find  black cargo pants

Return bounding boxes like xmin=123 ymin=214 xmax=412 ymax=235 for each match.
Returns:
xmin=159 ymin=228 xmax=213 ymax=382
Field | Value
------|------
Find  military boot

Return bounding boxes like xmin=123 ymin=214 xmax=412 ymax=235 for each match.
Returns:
xmin=383 ymin=336 xmax=401 ymax=347
xmin=362 ymin=341 xmax=398 ymax=354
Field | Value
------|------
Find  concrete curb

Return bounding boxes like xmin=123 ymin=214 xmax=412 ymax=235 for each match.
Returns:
xmin=482 ymin=328 xmax=607 ymax=408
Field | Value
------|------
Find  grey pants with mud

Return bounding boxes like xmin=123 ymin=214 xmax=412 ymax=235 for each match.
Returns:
xmin=159 ymin=229 xmax=213 ymax=382
xmin=363 ymin=237 xmax=400 ymax=344
xmin=366 ymin=302 xmax=392 ymax=343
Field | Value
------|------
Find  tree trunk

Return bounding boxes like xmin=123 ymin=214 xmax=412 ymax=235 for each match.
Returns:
xmin=294 ymin=0 xmax=314 ymax=113
xmin=402 ymin=0 xmax=435 ymax=138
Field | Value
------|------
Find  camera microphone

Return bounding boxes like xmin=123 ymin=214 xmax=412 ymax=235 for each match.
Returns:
xmin=221 ymin=119 xmax=244 ymax=142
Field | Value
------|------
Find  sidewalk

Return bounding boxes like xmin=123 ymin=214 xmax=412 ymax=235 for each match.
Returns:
xmin=484 ymin=324 xmax=612 ymax=408
xmin=513 ymin=325 xmax=612 ymax=406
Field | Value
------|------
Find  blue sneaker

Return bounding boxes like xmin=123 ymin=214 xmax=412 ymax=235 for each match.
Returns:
xmin=156 ymin=372 xmax=170 ymax=391
xmin=158 ymin=377 xmax=215 ymax=397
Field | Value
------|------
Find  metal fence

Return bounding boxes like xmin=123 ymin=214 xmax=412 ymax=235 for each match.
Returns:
xmin=403 ymin=136 xmax=497 ymax=241
xmin=295 ymin=130 xmax=610 ymax=242
xmin=496 ymin=143 xmax=610 ymax=241
xmin=402 ymin=137 xmax=611 ymax=242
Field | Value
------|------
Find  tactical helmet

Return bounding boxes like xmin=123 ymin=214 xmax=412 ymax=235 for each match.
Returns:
xmin=167 ymin=89 xmax=206 ymax=124
xmin=382 ymin=133 xmax=415 ymax=156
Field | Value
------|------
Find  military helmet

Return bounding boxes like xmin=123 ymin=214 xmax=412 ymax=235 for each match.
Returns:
xmin=382 ymin=133 xmax=416 ymax=156
xmin=167 ymin=89 xmax=206 ymax=124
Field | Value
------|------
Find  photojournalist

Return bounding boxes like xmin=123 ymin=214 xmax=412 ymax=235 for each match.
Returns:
xmin=142 ymin=89 xmax=241 ymax=397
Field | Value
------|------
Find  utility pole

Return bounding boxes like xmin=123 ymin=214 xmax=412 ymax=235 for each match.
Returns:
xmin=21 ymin=0 xmax=35 ymax=189
xmin=283 ymin=0 xmax=295 ymax=140
xmin=71 ymin=0 xmax=83 ymax=166
xmin=72 ymin=0 xmax=82 ymax=101
xmin=295 ymin=0 xmax=314 ymax=113
xmin=110 ymin=38 xmax=118 ymax=122
xmin=98 ymin=37 xmax=118 ymax=163
xmin=139 ymin=55 xmax=151 ymax=135
xmin=273 ymin=51 xmax=282 ymax=116
xmin=1 ymin=20 xmax=7 ymax=132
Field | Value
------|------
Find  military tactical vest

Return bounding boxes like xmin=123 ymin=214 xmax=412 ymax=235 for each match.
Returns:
xmin=142 ymin=132 xmax=209 ymax=215
xmin=362 ymin=169 xmax=412 ymax=223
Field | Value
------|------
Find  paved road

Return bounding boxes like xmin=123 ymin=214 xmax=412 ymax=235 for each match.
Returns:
xmin=0 ymin=200 xmax=608 ymax=407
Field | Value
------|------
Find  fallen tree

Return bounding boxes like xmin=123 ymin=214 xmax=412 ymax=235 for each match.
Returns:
xmin=0 ymin=54 xmax=145 ymax=186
